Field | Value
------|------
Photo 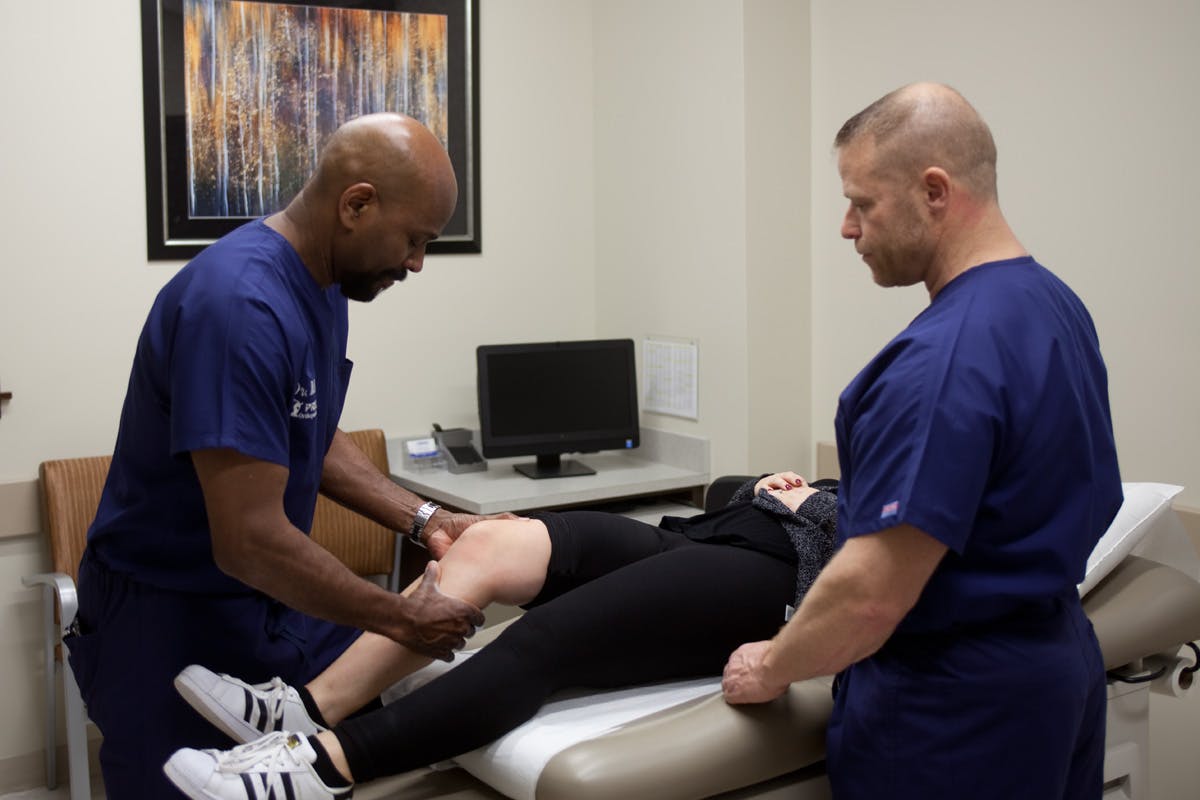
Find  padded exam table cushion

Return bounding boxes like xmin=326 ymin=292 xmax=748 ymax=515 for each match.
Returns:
xmin=389 ymin=483 xmax=1198 ymax=800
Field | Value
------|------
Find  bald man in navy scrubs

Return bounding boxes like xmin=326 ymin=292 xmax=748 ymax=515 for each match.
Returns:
xmin=71 ymin=115 xmax=492 ymax=798
xmin=722 ymin=83 xmax=1121 ymax=799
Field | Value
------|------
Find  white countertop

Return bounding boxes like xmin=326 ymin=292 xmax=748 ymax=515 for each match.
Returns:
xmin=387 ymin=429 xmax=710 ymax=515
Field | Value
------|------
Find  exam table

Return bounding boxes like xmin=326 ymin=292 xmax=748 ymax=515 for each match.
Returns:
xmin=373 ymin=481 xmax=1200 ymax=800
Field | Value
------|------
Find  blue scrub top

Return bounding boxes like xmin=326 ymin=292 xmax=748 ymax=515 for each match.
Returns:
xmin=834 ymin=257 xmax=1122 ymax=633
xmin=88 ymin=220 xmax=352 ymax=594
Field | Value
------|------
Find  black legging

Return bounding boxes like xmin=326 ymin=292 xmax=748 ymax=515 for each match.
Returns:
xmin=335 ymin=510 xmax=796 ymax=782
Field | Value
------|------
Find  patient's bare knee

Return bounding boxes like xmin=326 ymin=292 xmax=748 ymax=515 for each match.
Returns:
xmin=440 ymin=519 xmax=549 ymax=606
xmin=449 ymin=520 xmax=521 ymax=569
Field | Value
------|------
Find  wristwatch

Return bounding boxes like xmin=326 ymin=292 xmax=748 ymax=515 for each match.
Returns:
xmin=409 ymin=500 xmax=441 ymax=548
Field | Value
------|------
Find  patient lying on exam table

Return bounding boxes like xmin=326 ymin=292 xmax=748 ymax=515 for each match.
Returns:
xmin=163 ymin=472 xmax=838 ymax=799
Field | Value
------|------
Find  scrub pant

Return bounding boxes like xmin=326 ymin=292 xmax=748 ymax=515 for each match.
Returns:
xmin=827 ymin=596 xmax=1107 ymax=800
xmin=336 ymin=510 xmax=797 ymax=781
xmin=68 ymin=550 xmax=362 ymax=799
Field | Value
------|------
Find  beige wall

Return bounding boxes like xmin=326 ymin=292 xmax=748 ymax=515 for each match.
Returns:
xmin=591 ymin=0 xmax=813 ymax=478
xmin=3 ymin=0 xmax=1199 ymax=795
xmin=592 ymin=0 xmax=754 ymax=474
xmin=743 ymin=1 xmax=812 ymax=471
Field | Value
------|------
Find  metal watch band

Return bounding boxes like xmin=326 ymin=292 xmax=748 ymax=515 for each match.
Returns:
xmin=409 ymin=501 xmax=441 ymax=547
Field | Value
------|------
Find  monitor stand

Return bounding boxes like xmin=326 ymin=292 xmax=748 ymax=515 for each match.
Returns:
xmin=514 ymin=453 xmax=596 ymax=479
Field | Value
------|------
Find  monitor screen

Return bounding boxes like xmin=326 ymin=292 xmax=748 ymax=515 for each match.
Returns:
xmin=476 ymin=339 xmax=640 ymax=478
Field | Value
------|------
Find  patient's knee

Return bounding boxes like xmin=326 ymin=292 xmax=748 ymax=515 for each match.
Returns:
xmin=462 ymin=517 xmax=545 ymax=547
xmin=455 ymin=518 xmax=508 ymax=551
xmin=441 ymin=520 xmax=521 ymax=579
xmin=441 ymin=519 xmax=550 ymax=606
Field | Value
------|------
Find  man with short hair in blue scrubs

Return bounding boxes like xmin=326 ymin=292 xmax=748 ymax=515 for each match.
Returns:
xmin=71 ymin=114 xmax=491 ymax=799
xmin=722 ymin=83 xmax=1121 ymax=799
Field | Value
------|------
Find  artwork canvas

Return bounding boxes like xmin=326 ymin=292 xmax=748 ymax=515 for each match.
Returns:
xmin=142 ymin=0 xmax=479 ymax=259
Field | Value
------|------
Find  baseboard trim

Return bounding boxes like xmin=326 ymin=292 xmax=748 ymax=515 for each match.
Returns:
xmin=0 ymin=733 xmax=103 ymax=795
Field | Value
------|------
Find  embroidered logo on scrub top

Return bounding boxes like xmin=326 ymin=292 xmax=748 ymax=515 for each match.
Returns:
xmin=290 ymin=378 xmax=318 ymax=420
xmin=880 ymin=500 xmax=900 ymax=519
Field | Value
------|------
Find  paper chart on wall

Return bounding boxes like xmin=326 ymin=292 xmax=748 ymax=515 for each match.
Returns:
xmin=642 ymin=337 xmax=698 ymax=420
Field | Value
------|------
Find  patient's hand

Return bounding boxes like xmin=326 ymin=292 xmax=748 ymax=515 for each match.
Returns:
xmin=426 ymin=511 xmax=518 ymax=559
xmin=771 ymin=485 xmax=819 ymax=513
xmin=754 ymin=471 xmax=807 ymax=496
xmin=755 ymin=472 xmax=817 ymax=512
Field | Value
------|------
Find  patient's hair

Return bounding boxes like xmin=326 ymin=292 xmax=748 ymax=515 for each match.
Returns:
xmin=835 ymin=83 xmax=998 ymax=201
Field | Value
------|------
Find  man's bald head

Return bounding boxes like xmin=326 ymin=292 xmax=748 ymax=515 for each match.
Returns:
xmin=835 ymin=83 xmax=998 ymax=201
xmin=312 ymin=112 xmax=457 ymax=220
xmin=271 ymin=113 xmax=460 ymax=300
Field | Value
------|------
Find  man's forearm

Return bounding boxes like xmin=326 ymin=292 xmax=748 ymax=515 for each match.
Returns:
xmin=763 ymin=560 xmax=901 ymax=685
xmin=224 ymin=517 xmax=413 ymax=637
xmin=320 ymin=429 xmax=429 ymax=533
xmin=195 ymin=444 xmax=477 ymax=658
xmin=761 ymin=525 xmax=947 ymax=687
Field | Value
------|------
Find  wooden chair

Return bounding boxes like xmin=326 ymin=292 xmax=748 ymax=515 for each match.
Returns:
xmin=311 ymin=428 xmax=405 ymax=590
xmin=24 ymin=454 xmax=110 ymax=799
xmin=22 ymin=428 xmax=400 ymax=798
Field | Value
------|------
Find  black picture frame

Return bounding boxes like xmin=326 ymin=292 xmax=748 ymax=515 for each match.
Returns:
xmin=140 ymin=0 xmax=480 ymax=260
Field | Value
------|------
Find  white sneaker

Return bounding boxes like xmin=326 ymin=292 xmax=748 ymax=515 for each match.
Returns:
xmin=164 ymin=732 xmax=351 ymax=800
xmin=175 ymin=664 xmax=326 ymax=744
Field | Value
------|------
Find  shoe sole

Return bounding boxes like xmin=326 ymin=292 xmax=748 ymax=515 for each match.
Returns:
xmin=163 ymin=753 xmax=220 ymax=800
xmin=175 ymin=667 xmax=265 ymax=745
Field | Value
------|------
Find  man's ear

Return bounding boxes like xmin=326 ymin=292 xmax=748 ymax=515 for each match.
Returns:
xmin=922 ymin=167 xmax=951 ymax=211
xmin=339 ymin=182 xmax=377 ymax=227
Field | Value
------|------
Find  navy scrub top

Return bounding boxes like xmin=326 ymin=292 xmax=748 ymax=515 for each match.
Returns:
xmin=88 ymin=220 xmax=353 ymax=595
xmin=834 ymin=256 xmax=1122 ymax=632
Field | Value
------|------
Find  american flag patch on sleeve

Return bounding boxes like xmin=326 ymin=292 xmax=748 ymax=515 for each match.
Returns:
xmin=881 ymin=500 xmax=900 ymax=518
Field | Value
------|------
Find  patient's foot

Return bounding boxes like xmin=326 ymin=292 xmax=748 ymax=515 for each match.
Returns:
xmin=175 ymin=664 xmax=327 ymax=744
xmin=164 ymin=732 xmax=352 ymax=800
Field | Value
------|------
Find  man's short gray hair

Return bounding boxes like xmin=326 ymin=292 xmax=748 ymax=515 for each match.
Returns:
xmin=835 ymin=83 xmax=998 ymax=201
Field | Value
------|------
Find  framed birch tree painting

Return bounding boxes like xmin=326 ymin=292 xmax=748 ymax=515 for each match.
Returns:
xmin=141 ymin=0 xmax=480 ymax=260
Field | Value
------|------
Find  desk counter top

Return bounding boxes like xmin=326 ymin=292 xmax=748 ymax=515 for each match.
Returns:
xmin=387 ymin=430 xmax=710 ymax=515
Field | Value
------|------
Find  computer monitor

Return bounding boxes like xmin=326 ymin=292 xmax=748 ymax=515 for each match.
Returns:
xmin=476 ymin=338 xmax=640 ymax=479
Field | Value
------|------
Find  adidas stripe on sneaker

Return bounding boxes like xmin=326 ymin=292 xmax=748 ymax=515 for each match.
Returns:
xmin=164 ymin=732 xmax=351 ymax=800
xmin=175 ymin=664 xmax=326 ymax=744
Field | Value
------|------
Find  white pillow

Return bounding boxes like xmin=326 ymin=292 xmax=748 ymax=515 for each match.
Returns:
xmin=383 ymin=654 xmax=721 ymax=800
xmin=452 ymin=678 xmax=720 ymax=800
xmin=1078 ymin=482 xmax=1183 ymax=597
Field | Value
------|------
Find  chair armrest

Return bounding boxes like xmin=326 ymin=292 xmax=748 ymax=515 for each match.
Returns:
xmin=23 ymin=571 xmax=79 ymax=637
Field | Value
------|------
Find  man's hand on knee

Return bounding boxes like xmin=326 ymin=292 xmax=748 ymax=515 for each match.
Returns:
xmin=394 ymin=561 xmax=486 ymax=661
